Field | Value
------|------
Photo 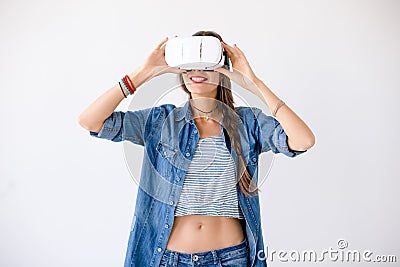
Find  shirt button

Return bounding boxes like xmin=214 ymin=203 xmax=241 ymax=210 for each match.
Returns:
xmin=164 ymin=224 xmax=169 ymax=228
xmin=185 ymin=152 xmax=190 ymax=157
xmin=157 ymin=247 xmax=162 ymax=252
xmin=252 ymin=157 xmax=257 ymax=162
xmin=169 ymin=200 xmax=174 ymax=205
xmin=193 ymin=129 xmax=198 ymax=133
xmin=175 ymin=177 xmax=181 ymax=182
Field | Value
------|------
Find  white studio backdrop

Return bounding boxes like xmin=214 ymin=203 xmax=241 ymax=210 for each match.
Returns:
xmin=1 ymin=0 xmax=399 ymax=266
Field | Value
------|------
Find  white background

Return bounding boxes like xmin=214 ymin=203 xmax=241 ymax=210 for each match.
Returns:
xmin=1 ymin=0 xmax=399 ymax=266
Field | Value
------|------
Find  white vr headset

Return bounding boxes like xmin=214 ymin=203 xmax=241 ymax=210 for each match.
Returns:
xmin=165 ymin=36 xmax=226 ymax=70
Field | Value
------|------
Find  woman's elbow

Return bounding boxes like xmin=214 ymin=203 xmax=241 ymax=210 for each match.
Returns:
xmin=78 ymin=114 xmax=97 ymax=131
xmin=288 ymin=133 xmax=315 ymax=151
xmin=303 ymin=134 xmax=316 ymax=150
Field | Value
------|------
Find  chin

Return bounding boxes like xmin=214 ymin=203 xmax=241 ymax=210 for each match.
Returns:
xmin=187 ymin=83 xmax=218 ymax=90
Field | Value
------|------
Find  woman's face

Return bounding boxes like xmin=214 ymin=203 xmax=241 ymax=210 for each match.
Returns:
xmin=181 ymin=70 xmax=220 ymax=98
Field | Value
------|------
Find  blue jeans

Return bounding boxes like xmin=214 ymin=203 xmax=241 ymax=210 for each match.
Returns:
xmin=159 ymin=237 xmax=249 ymax=267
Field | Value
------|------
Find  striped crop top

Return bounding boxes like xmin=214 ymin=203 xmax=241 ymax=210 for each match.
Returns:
xmin=175 ymin=132 xmax=245 ymax=219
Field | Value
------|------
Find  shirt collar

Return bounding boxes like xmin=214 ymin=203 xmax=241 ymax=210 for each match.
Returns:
xmin=174 ymin=99 xmax=192 ymax=122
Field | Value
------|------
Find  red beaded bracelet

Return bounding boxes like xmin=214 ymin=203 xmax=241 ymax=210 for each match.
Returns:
xmin=122 ymin=76 xmax=134 ymax=95
xmin=125 ymin=75 xmax=137 ymax=92
xmin=123 ymin=75 xmax=136 ymax=95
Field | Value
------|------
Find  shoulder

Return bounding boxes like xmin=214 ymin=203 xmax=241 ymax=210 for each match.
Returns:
xmin=235 ymin=106 xmax=263 ymax=119
xmin=156 ymin=103 xmax=177 ymax=114
xmin=159 ymin=103 xmax=177 ymax=109
xmin=121 ymin=104 xmax=177 ymax=131
xmin=235 ymin=106 xmax=277 ymax=127
xmin=128 ymin=103 xmax=177 ymax=118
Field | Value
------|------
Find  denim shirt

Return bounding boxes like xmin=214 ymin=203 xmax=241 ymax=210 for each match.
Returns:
xmin=89 ymin=99 xmax=306 ymax=267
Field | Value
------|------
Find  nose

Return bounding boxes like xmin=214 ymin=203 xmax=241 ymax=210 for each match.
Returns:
xmin=188 ymin=69 xmax=201 ymax=73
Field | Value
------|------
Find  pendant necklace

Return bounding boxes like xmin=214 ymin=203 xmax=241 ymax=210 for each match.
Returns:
xmin=191 ymin=103 xmax=218 ymax=121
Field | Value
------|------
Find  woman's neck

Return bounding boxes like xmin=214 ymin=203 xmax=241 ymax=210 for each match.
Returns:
xmin=189 ymin=97 xmax=219 ymax=121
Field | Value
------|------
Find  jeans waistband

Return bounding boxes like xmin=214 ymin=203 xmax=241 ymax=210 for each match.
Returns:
xmin=162 ymin=237 xmax=248 ymax=265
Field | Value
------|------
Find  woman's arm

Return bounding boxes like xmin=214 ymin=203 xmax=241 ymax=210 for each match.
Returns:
xmin=78 ymin=36 xmax=185 ymax=133
xmin=252 ymin=78 xmax=315 ymax=151
xmin=215 ymin=42 xmax=315 ymax=152
xmin=78 ymin=67 xmax=152 ymax=132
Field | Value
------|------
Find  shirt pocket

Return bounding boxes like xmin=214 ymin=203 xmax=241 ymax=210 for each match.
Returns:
xmin=155 ymin=141 xmax=178 ymax=178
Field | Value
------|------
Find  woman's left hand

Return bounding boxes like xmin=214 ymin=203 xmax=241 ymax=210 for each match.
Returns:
xmin=214 ymin=42 xmax=260 ymax=92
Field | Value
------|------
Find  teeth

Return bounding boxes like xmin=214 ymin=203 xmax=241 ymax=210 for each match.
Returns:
xmin=191 ymin=77 xmax=207 ymax=82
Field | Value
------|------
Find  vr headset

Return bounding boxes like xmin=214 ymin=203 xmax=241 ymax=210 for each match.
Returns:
xmin=165 ymin=36 xmax=228 ymax=71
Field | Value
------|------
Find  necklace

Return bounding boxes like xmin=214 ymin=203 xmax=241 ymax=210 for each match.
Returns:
xmin=191 ymin=103 xmax=218 ymax=121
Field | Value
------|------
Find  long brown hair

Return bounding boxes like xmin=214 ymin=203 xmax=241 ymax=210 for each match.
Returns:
xmin=178 ymin=30 xmax=260 ymax=197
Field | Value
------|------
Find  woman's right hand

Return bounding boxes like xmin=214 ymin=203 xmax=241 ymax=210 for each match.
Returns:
xmin=142 ymin=36 xmax=186 ymax=78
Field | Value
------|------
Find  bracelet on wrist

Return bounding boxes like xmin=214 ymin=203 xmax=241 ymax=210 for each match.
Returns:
xmin=118 ymin=74 xmax=138 ymax=99
xmin=118 ymin=82 xmax=127 ymax=98
xmin=122 ymin=75 xmax=136 ymax=94
xmin=120 ymin=79 xmax=131 ymax=96
xmin=125 ymin=75 xmax=137 ymax=92
xmin=272 ymin=100 xmax=285 ymax=117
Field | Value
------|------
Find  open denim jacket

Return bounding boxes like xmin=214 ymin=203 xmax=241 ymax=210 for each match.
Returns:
xmin=89 ymin=99 xmax=306 ymax=267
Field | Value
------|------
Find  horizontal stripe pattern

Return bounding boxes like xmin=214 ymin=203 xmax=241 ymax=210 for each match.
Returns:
xmin=175 ymin=134 xmax=244 ymax=219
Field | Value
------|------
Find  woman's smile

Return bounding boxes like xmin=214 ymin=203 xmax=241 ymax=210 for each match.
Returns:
xmin=182 ymin=69 xmax=220 ymax=99
xmin=190 ymin=75 xmax=208 ymax=83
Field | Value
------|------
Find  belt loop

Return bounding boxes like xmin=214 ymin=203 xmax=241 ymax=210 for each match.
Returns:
xmin=211 ymin=250 xmax=219 ymax=265
xmin=173 ymin=251 xmax=179 ymax=267
xmin=168 ymin=251 xmax=174 ymax=266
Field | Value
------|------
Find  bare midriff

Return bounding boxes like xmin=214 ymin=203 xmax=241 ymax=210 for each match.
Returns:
xmin=165 ymin=215 xmax=245 ymax=253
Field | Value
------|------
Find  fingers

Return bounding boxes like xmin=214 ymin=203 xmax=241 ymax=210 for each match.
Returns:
xmin=221 ymin=42 xmax=238 ymax=64
xmin=159 ymin=35 xmax=179 ymax=51
xmin=156 ymin=37 xmax=169 ymax=50
xmin=233 ymin=43 xmax=245 ymax=56
xmin=221 ymin=41 xmax=245 ymax=58
xmin=221 ymin=41 xmax=235 ymax=58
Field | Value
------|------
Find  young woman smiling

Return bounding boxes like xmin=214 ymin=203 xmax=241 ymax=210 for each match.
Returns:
xmin=78 ymin=30 xmax=314 ymax=267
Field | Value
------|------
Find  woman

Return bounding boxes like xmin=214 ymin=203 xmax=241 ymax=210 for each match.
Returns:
xmin=78 ymin=30 xmax=315 ymax=267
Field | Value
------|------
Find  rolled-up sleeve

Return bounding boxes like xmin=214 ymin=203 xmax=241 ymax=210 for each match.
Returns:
xmin=89 ymin=107 xmax=153 ymax=146
xmin=254 ymin=108 xmax=306 ymax=157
